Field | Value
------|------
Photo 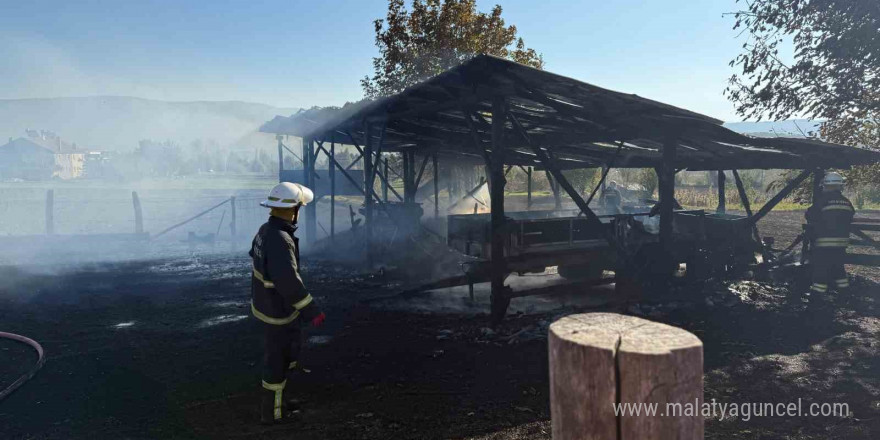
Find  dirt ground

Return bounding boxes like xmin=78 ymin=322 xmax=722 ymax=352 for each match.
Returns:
xmin=1 ymin=211 xmax=879 ymax=439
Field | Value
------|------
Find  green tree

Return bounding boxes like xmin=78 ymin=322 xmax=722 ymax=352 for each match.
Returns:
xmin=726 ymin=0 xmax=879 ymax=122
xmin=727 ymin=0 xmax=880 ymax=195
xmin=823 ymin=110 xmax=880 ymax=200
xmin=362 ymin=0 xmax=544 ymax=98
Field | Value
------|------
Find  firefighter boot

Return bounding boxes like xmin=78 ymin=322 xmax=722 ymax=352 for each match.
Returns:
xmin=260 ymin=380 xmax=287 ymax=425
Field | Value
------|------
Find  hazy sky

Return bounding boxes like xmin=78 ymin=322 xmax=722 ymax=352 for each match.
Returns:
xmin=1 ymin=0 xmax=752 ymax=120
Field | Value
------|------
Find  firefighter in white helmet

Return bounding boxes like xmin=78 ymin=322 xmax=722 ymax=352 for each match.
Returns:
xmin=805 ymin=172 xmax=854 ymax=295
xmin=250 ymin=182 xmax=325 ymax=424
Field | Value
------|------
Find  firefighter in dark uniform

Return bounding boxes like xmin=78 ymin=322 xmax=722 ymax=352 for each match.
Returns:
xmin=250 ymin=182 xmax=325 ymax=424
xmin=602 ymin=180 xmax=623 ymax=214
xmin=805 ymin=172 xmax=854 ymax=295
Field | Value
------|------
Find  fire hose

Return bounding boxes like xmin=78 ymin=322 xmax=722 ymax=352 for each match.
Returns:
xmin=0 ymin=332 xmax=45 ymax=401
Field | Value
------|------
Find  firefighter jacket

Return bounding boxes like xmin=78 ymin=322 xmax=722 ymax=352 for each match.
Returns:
xmin=249 ymin=216 xmax=321 ymax=325
xmin=602 ymin=187 xmax=622 ymax=207
xmin=805 ymin=190 xmax=855 ymax=248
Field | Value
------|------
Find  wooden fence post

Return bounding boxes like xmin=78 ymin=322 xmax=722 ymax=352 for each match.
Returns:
xmin=229 ymin=196 xmax=237 ymax=237
xmin=45 ymin=189 xmax=54 ymax=235
xmin=132 ymin=191 xmax=143 ymax=234
xmin=549 ymin=313 xmax=703 ymax=440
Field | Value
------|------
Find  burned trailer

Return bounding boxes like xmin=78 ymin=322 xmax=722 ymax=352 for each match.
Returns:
xmin=447 ymin=206 xmax=763 ymax=282
xmin=260 ymin=55 xmax=880 ymax=321
xmin=447 ymin=209 xmax=615 ymax=278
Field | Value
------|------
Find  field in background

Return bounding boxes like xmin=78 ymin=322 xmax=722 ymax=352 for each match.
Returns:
xmin=0 ymin=176 xmax=276 ymax=237
xmin=1 ymin=174 xmax=875 ymax=243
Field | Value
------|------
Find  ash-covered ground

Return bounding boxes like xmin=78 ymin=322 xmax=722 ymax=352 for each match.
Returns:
xmin=0 ymin=211 xmax=879 ymax=439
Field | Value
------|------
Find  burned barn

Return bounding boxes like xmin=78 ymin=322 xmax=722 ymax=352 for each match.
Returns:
xmin=261 ymin=55 xmax=880 ymax=321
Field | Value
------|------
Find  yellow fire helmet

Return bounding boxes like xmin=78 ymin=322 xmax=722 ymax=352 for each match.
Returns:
xmin=260 ymin=182 xmax=314 ymax=208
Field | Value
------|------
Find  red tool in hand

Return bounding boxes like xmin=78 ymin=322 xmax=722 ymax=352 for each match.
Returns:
xmin=311 ymin=312 xmax=326 ymax=327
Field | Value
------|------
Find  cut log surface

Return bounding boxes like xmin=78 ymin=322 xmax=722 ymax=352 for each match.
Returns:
xmin=549 ymin=313 xmax=703 ymax=440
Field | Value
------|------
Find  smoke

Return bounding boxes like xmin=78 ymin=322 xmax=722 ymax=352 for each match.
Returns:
xmin=374 ymin=270 xmax=619 ymax=315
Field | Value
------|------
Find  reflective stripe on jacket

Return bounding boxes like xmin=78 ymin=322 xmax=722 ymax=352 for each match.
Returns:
xmin=249 ymin=216 xmax=320 ymax=325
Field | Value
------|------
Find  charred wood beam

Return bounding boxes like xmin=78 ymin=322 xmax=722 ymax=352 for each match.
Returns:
xmin=306 ymin=138 xmax=318 ymax=242
xmin=280 ymin=141 xmax=303 ymax=164
xmin=853 ymin=223 xmax=880 ymax=232
xmin=461 ymin=107 xmax=494 ymax=167
xmin=330 ymin=138 xmax=336 ymax=241
xmin=545 ymin=169 xmax=562 ymax=210
xmin=368 ymin=123 xmax=387 ymax=192
xmin=315 ymin=144 xmax=387 ymax=210
xmin=850 ymin=229 xmax=880 ymax=250
xmin=415 ymin=154 xmax=430 ymax=189
xmin=433 ymin=154 xmax=439 ymax=217
xmin=489 ymin=95 xmax=510 ymax=323
xmin=363 ymin=121 xmax=376 ymax=266
xmin=746 ymin=169 xmax=812 ymax=227
xmin=447 ymin=177 xmax=487 ymax=210
xmin=844 ymin=253 xmax=880 ymax=267
xmin=508 ymin=111 xmax=605 ymax=233
xmin=659 ymin=137 xmax=677 ymax=261
xmin=732 ymin=169 xmax=761 ymax=242
xmin=344 ymin=133 xmax=404 ymax=201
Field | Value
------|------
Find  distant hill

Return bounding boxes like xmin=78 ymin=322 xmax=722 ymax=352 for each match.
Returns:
xmin=0 ymin=96 xmax=299 ymax=151
xmin=723 ymin=119 xmax=822 ymax=138
xmin=0 ymin=97 xmax=826 ymax=152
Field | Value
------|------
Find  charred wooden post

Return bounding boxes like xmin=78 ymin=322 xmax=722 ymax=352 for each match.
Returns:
xmin=489 ymin=96 xmax=509 ymax=323
xmin=601 ymin=165 xmax=608 ymax=194
xmin=415 ymin=154 xmax=430 ymax=192
xmin=132 ymin=191 xmax=143 ymax=234
xmin=732 ymin=170 xmax=759 ymax=241
xmin=330 ymin=138 xmax=336 ymax=242
xmin=526 ymin=166 xmax=533 ymax=210
xmin=363 ymin=123 xmax=374 ymax=265
xmin=659 ymin=138 xmax=677 ymax=269
xmin=45 ymin=189 xmax=54 ymax=235
xmin=407 ymin=151 xmax=418 ymax=203
xmin=747 ymin=169 xmax=813 ymax=227
xmin=716 ymin=170 xmax=726 ymax=214
xmin=545 ymin=170 xmax=562 ymax=210
xmin=433 ymin=154 xmax=439 ymax=217
xmin=549 ymin=313 xmax=703 ymax=440
xmin=402 ymin=151 xmax=410 ymax=203
xmin=383 ymin=157 xmax=389 ymax=202
xmin=304 ymin=137 xmax=317 ymax=245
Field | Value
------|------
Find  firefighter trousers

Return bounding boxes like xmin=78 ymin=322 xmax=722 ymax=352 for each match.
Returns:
xmin=811 ymin=246 xmax=849 ymax=294
xmin=260 ymin=320 xmax=302 ymax=421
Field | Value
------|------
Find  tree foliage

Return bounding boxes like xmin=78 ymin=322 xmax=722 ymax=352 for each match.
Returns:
xmin=726 ymin=0 xmax=879 ymax=121
xmin=823 ymin=108 xmax=880 ymax=188
xmin=361 ymin=0 xmax=544 ymax=99
xmin=728 ymin=0 xmax=880 ymax=194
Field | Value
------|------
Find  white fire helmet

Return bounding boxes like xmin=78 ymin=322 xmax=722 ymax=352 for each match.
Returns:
xmin=260 ymin=182 xmax=314 ymax=208
xmin=821 ymin=172 xmax=845 ymax=190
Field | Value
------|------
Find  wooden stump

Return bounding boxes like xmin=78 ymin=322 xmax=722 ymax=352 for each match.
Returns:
xmin=549 ymin=313 xmax=703 ymax=440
